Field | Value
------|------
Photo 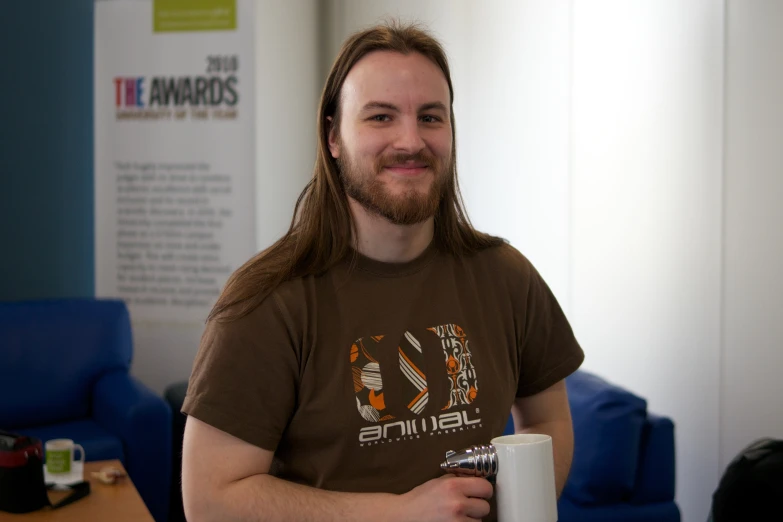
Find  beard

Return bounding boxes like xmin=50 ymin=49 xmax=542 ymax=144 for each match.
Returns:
xmin=337 ymin=148 xmax=449 ymax=226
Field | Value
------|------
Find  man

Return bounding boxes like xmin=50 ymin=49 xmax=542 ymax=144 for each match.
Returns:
xmin=181 ymin=22 xmax=583 ymax=522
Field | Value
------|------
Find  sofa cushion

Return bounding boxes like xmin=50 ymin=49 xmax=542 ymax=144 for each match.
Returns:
xmin=563 ymin=371 xmax=647 ymax=504
xmin=16 ymin=418 xmax=125 ymax=464
xmin=0 ymin=299 xmax=132 ymax=427
xmin=558 ymin=496 xmax=680 ymax=522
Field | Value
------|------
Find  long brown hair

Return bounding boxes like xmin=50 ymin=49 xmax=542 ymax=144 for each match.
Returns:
xmin=209 ymin=21 xmax=503 ymax=322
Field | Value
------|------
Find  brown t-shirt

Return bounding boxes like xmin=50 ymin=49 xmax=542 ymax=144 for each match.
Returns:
xmin=182 ymin=241 xmax=584 ymax=514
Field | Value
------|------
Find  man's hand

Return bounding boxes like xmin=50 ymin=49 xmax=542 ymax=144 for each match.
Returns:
xmin=395 ymin=475 xmax=493 ymax=521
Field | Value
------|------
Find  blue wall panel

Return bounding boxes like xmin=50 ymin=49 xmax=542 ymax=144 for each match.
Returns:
xmin=0 ymin=1 xmax=94 ymax=300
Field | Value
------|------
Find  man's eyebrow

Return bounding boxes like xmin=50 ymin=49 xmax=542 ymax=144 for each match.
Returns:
xmin=360 ymin=101 xmax=400 ymax=113
xmin=419 ymin=101 xmax=448 ymax=113
xmin=359 ymin=101 xmax=449 ymax=113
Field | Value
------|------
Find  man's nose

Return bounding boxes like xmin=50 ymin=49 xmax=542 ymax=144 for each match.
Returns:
xmin=392 ymin=118 xmax=426 ymax=154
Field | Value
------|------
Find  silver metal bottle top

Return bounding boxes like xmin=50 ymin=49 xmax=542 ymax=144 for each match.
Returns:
xmin=440 ymin=444 xmax=499 ymax=478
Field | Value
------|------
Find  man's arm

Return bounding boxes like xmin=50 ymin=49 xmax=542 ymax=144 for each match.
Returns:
xmin=509 ymin=379 xmax=574 ymax=497
xmin=181 ymin=416 xmax=493 ymax=522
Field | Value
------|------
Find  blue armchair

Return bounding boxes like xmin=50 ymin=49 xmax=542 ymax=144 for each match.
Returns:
xmin=504 ymin=370 xmax=680 ymax=522
xmin=0 ymin=299 xmax=172 ymax=522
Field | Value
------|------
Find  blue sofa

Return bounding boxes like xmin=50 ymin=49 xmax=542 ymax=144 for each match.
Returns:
xmin=504 ymin=370 xmax=680 ymax=522
xmin=0 ymin=299 xmax=172 ymax=522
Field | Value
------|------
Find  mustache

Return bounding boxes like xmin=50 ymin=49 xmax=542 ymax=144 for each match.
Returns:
xmin=379 ymin=151 xmax=438 ymax=168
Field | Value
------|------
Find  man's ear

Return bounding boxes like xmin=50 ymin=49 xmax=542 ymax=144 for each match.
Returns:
xmin=326 ymin=116 xmax=340 ymax=159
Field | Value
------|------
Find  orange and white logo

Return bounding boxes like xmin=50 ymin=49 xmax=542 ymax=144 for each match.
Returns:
xmin=350 ymin=324 xmax=482 ymax=446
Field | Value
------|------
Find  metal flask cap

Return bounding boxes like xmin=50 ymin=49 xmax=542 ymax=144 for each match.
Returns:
xmin=440 ymin=444 xmax=499 ymax=478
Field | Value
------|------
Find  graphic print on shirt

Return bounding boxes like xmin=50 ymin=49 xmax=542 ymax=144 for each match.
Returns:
xmin=350 ymin=324 xmax=482 ymax=446
xmin=398 ymin=330 xmax=429 ymax=415
xmin=428 ymin=324 xmax=479 ymax=409
xmin=351 ymin=335 xmax=395 ymax=423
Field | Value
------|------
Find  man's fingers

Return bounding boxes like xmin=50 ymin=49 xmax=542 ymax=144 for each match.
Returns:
xmin=462 ymin=497 xmax=491 ymax=519
xmin=455 ymin=477 xmax=494 ymax=499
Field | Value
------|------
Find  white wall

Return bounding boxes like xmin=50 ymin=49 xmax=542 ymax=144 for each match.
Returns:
xmin=457 ymin=1 xmax=572 ymax=307
xmin=722 ymin=0 xmax=783 ymax=470
xmin=254 ymin=0 xmax=320 ymax=251
xmin=570 ymin=2 xmax=724 ymax=521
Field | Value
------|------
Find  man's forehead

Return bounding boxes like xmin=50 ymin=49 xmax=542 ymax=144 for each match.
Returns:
xmin=341 ymin=50 xmax=450 ymax=108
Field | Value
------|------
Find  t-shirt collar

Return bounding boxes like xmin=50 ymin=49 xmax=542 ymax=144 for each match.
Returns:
xmin=347 ymin=238 xmax=439 ymax=277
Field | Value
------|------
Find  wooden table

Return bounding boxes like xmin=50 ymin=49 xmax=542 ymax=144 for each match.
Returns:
xmin=0 ymin=460 xmax=154 ymax=522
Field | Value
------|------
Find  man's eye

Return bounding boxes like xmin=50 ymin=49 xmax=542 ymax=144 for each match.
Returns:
xmin=370 ymin=114 xmax=390 ymax=122
xmin=420 ymin=115 xmax=441 ymax=123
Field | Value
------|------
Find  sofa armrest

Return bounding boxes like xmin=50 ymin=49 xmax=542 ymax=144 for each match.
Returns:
xmin=93 ymin=371 xmax=172 ymax=522
xmin=630 ymin=412 xmax=676 ymax=504
xmin=563 ymin=371 xmax=648 ymax=505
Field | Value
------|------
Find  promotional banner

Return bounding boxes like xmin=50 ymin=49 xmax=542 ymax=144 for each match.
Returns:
xmin=94 ymin=0 xmax=255 ymax=325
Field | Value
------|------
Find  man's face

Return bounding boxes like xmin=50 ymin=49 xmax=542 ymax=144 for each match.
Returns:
xmin=328 ymin=51 xmax=453 ymax=226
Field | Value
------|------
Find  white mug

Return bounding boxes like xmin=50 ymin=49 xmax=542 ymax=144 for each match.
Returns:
xmin=45 ymin=439 xmax=85 ymax=475
xmin=490 ymin=433 xmax=558 ymax=522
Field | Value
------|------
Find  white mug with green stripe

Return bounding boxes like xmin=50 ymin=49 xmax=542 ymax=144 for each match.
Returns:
xmin=45 ymin=439 xmax=85 ymax=475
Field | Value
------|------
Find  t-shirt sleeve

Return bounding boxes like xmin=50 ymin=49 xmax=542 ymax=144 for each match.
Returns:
xmin=516 ymin=258 xmax=584 ymax=397
xmin=181 ymin=291 xmax=300 ymax=452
